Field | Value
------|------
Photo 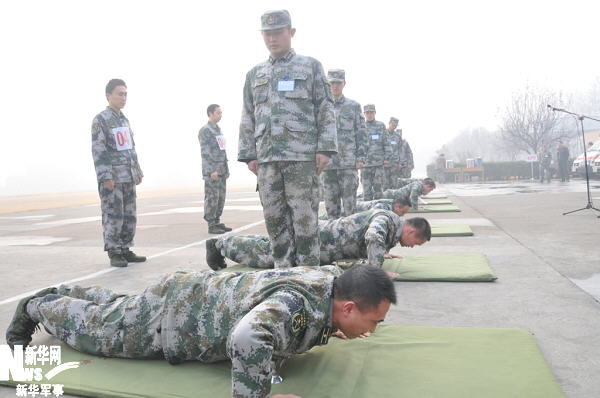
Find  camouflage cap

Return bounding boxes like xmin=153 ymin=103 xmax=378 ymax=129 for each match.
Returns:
xmin=328 ymin=69 xmax=345 ymax=83
xmin=389 ymin=117 xmax=399 ymax=125
xmin=261 ymin=10 xmax=292 ymax=31
xmin=364 ymin=104 xmax=376 ymax=112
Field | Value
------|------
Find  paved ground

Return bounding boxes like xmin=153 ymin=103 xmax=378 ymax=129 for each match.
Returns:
xmin=1 ymin=180 xmax=599 ymax=397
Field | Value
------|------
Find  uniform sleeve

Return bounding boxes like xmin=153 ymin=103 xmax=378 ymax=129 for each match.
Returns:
xmin=312 ymin=61 xmax=338 ymax=155
xmin=238 ymin=71 xmax=258 ymax=163
xmin=355 ymin=103 xmax=367 ymax=164
xmin=227 ymin=291 xmax=306 ymax=398
xmin=91 ymin=116 xmax=113 ymax=182
xmin=364 ymin=214 xmax=394 ymax=267
xmin=405 ymin=142 xmax=414 ymax=169
xmin=383 ymin=125 xmax=392 ymax=162
xmin=129 ymin=128 xmax=144 ymax=179
xmin=410 ymin=182 xmax=422 ymax=208
xmin=199 ymin=127 xmax=216 ymax=176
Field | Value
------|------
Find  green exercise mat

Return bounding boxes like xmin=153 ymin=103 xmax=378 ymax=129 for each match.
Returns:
xmin=382 ymin=253 xmax=495 ymax=281
xmin=409 ymin=204 xmax=460 ymax=212
xmin=0 ymin=325 xmax=564 ymax=398
xmin=421 ymin=198 xmax=453 ymax=205
xmin=431 ymin=224 xmax=474 ymax=237
xmin=421 ymin=193 xmax=448 ymax=199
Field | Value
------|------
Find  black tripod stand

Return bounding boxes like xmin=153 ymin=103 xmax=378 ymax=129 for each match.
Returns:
xmin=548 ymin=105 xmax=600 ymax=217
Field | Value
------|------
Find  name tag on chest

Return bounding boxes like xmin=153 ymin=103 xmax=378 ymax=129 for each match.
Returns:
xmin=371 ymin=134 xmax=380 ymax=140
xmin=277 ymin=79 xmax=295 ymax=91
xmin=390 ymin=140 xmax=397 ymax=145
xmin=111 ymin=127 xmax=133 ymax=151
xmin=215 ymin=135 xmax=226 ymax=150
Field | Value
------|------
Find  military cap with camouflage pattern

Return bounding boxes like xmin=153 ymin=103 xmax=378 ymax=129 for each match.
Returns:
xmin=389 ymin=117 xmax=399 ymax=125
xmin=261 ymin=9 xmax=292 ymax=31
xmin=364 ymin=104 xmax=376 ymax=112
xmin=328 ymin=69 xmax=346 ymax=83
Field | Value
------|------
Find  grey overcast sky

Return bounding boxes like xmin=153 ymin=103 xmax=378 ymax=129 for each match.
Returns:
xmin=1 ymin=0 xmax=599 ymax=196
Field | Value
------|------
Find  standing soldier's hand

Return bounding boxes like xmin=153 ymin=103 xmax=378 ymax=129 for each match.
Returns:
xmin=103 ymin=180 xmax=115 ymax=190
xmin=135 ymin=177 xmax=143 ymax=185
xmin=316 ymin=154 xmax=331 ymax=175
xmin=356 ymin=161 xmax=364 ymax=169
xmin=247 ymin=160 xmax=259 ymax=175
xmin=210 ymin=171 xmax=219 ymax=180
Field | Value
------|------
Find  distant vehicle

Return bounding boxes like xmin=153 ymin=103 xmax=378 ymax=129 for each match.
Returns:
xmin=572 ymin=140 xmax=600 ymax=177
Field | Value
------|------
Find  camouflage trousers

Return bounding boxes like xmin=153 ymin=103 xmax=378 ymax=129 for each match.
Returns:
xmin=27 ymin=284 xmax=163 ymax=359
xmin=399 ymin=167 xmax=412 ymax=178
xmin=203 ymin=176 xmax=227 ymax=226
xmin=257 ymin=161 xmax=320 ymax=268
xmin=360 ymin=166 xmax=384 ymax=201
xmin=98 ymin=182 xmax=137 ymax=255
xmin=322 ymin=169 xmax=359 ymax=219
xmin=216 ymin=234 xmax=274 ymax=268
xmin=383 ymin=166 xmax=400 ymax=190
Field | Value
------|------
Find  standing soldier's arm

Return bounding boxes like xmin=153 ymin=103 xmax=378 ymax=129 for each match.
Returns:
xmin=364 ymin=214 xmax=394 ymax=267
xmin=228 ymin=292 xmax=305 ymax=398
xmin=238 ymin=71 xmax=258 ymax=164
xmin=405 ymin=142 xmax=414 ymax=170
xmin=199 ymin=127 xmax=216 ymax=178
xmin=410 ymin=183 xmax=422 ymax=209
xmin=355 ymin=103 xmax=367 ymax=165
xmin=91 ymin=116 xmax=113 ymax=183
xmin=129 ymin=128 xmax=143 ymax=183
xmin=383 ymin=125 xmax=392 ymax=164
xmin=312 ymin=62 xmax=337 ymax=156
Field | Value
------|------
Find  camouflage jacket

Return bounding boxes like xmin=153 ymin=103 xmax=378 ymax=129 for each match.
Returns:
xmin=319 ymin=209 xmax=403 ymax=267
xmin=91 ymin=107 xmax=143 ymax=183
xmin=199 ymin=121 xmax=229 ymax=178
xmin=397 ymin=178 xmax=420 ymax=188
xmin=354 ymin=199 xmax=393 ymax=212
xmin=386 ymin=129 xmax=403 ymax=164
xmin=400 ymin=139 xmax=414 ymax=169
xmin=363 ymin=120 xmax=390 ymax=167
xmin=152 ymin=266 xmax=342 ymax=398
xmin=382 ymin=181 xmax=424 ymax=208
xmin=238 ymin=49 xmax=338 ymax=164
xmin=325 ymin=95 xmax=366 ymax=169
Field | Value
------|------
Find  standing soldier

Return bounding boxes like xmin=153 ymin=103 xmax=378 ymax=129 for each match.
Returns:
xmin=556 ymin=140 xmax=570 ymax=182
xmin=238 ymin=10 xmax=338 ymax=268
xmin=399 ymin=130 xmax=414 ymax=178
xmin=199 ymin=104 xmax=231 ymax=234
xmin=322 ymin=69 xmax=366 ymax=219
xmin=91 ymin=79 xmax=145 ymax=268
xmin=539 ymin=145 xmax=552 ymax=183
xmin=384 ymin=117 xmax=402 ymax=190
xmin=361 ymin=104 xmax=390 ymax=200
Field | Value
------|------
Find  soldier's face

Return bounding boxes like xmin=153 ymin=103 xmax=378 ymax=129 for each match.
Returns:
xmin=106 ymin=85 xmax=127 ymax=110
xmin=423 ymin=185 xmax=434 ymax=195
xmin=262 ymin=27 xmax=295 ymax=58
xmin=336 ymin=299 xmax=390 ymax=338
xmin=388 ymin=122 xmax=398 ymax=130
xmin=330 ymin=81 xmax=345 ymax=97
xmin=209 ymin=107 xmax=222 ymax=123
xmin=392 ymin=204 xmax=411 ymax=217
xmin=365 ymin=111 xmax=375 ymax=121
xmin=399 ymin=227 xmax=427 ymax=248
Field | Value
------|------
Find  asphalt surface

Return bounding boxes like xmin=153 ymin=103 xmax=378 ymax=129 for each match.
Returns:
xmin=1 ymin=180 xmax=599 ymax=397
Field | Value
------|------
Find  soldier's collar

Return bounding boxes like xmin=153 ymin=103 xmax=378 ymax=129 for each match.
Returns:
xmin=208 ymin=121 xmax=219 ymax=129
xmin=106 ymin=106 xmax=124 ymax=118
xmin=269 ymin=48 xmax=296 ymax=64
xmin=333 ymin=95 xmax=346 ymax=104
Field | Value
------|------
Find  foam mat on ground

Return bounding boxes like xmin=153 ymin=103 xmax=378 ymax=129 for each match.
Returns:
xmin=422 ymin=198 xmax=453 ymax=205
xmin=381 ymin=253 xmax=496 ymax=281
xmin=409 ymin=204 xmax=460 ymax=212
xmin=421 ymin=193 xmax=448 ymax=199
xmin=1 ymin=325 xmax=564 ymax=398
xmin=431 ymin=224 xmax=474 ymax=237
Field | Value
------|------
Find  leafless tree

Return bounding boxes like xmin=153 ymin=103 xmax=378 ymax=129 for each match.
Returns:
xmin=499 ymin=87 xmax=574 ymax=154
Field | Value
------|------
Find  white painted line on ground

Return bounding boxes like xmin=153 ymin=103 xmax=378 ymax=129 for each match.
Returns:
xmin=35 ymin=216 xmax=101 ymax=227
xmin=0 ymin=215 xmax=55 ymax=221
xmin=0 ymin=236 xmax=71 ymax=246
xmin=0 ymin=219 xmax=265 ymax=307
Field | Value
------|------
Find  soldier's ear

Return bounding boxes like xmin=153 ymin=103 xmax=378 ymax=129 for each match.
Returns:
xmin=290 ymin=27 xmax=296 ymax=37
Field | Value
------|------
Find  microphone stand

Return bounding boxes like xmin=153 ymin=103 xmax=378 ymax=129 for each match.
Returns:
xmin=548 ymin=105 xmax=600 ymax=217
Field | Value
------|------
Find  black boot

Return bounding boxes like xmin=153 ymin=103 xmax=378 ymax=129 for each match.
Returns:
xmin=206 ymin=238 xmax=227 ymax=270
xmin=123 ymin=249 xmax=147 ymax=263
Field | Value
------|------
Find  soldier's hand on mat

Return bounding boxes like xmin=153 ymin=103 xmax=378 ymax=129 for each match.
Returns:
xmin=247 ymin=160 xmax=259 ymax=175
xmin=384 ymin=253 xmax=403 ymax=259
xmin=332 ymin=330 xmax=348 ymax=339
xmin=210 ymin=171 xmax=219 ymax=180
xmin=135 ymin=176 xmax=143 ymax=185
xmin=356 ymin=161 xmax=364 ymax=169
xmin=103 ymin=180 xmax=115 ymax=190
xmin=316 ymin=153 xmax=331 ymax=175
xmin=386 ymin=271 xmax=399 ymax=279
xmin=271 ymin=395 xmax=302 ymax=398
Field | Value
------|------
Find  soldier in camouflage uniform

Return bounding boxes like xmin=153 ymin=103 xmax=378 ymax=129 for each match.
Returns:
xmin=321 ymin=69 xmax=366 ymax=219
xmin=238 ymin=10 xmax=338 ymax=268
xmin=317 ymin=197 xmax=411 ymax=220
xmin=91 ymin=79 xmax=145 ymax=268
xmin=384 ymin=117 xmax=403 ymax=190
xmin=382 ymin=178 xmax=436 ymax=209
xmin=361 ymin=104 xmax=390 ymax=200
xmin=199 ymin=104 xmax=232 ymax=234
xmin=207 ymin=210 xmax=430 ymax=270
xmin=397 ymin=178 xmax=421 ymax=188
xmin=7 ymin=265 xmax=396 ymax=398
xmin=399 ymin=132 xmax=414 ymax=178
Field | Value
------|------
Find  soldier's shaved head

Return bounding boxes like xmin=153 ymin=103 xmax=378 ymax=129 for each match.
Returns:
xmin=333 ymin=265 xmax=396 ymax=310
